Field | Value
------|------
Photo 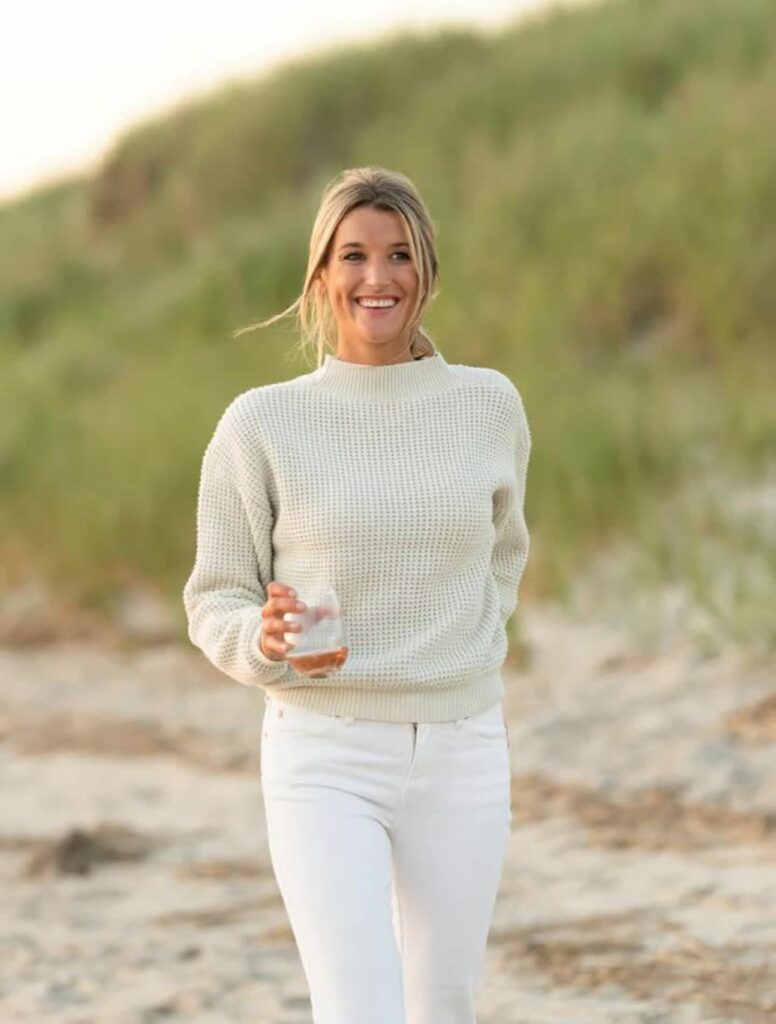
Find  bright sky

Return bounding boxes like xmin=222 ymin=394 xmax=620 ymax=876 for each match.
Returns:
xmin=1 ymin=0 xmax=591 ymax=204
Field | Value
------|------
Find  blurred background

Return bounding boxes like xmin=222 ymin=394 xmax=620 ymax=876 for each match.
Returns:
xmin=1 ymin=0 xmax=774 ymax=654
xmin=2 ymin=1 xmax=775 ymax=1021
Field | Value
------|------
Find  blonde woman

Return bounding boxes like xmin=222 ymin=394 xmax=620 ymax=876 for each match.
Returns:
xmin=183 ymin=166 xmax=531 ymax=1024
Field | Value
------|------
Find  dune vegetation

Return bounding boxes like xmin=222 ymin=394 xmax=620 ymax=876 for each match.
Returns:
xmin=1 ymin=0 xmax=774 ymax=653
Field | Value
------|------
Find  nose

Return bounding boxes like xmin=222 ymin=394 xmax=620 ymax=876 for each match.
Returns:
xmin=362 ymin=258 xmax=392 ymax=288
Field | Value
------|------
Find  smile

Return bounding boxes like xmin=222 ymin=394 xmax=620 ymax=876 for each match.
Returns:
xmin=355 ymin=297 xmax=400 ymax=308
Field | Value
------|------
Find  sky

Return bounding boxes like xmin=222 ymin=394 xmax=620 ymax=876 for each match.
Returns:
xmin=0 ymin=0 xmax=593 ymax=205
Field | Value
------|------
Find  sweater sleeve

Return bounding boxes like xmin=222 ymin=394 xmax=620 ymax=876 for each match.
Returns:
xmin=491 ymin=391 xmax=532 ymax=627
xmin=182 ymin=429 xmax=289 ymax=689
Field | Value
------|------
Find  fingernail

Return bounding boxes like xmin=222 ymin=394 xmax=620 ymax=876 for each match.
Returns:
xmin=288 ymin=588 xmax=296 ymax=597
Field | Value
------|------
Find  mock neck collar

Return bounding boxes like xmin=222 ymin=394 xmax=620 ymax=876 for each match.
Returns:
xmin=312 ymin=348 xmax=460 ymax=403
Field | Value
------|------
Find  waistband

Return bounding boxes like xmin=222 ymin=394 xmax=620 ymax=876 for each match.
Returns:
xmin=262 ymin=667 xmax=505 ymax=723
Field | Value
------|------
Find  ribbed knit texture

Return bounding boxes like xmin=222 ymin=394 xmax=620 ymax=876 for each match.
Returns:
xmin=182 ymin=346 xmax=531 ymax=722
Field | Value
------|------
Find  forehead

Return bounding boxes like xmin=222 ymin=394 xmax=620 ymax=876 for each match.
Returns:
xmin=333 ymin=206 xmax=408 ymax=243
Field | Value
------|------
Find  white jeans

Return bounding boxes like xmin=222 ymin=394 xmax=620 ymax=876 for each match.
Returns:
xmin=260 ymin=693 xmax=512 ymax=1024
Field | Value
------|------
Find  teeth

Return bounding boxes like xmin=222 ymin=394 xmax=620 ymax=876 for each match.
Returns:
xmin=356 ymin=298 xmax=398 ymax=308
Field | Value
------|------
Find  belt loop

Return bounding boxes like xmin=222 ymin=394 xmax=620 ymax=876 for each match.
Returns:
xmin=454 ymin=718 xmax=465 ymax=729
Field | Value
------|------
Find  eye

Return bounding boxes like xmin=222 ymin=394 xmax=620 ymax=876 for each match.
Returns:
xmin=343 ymin=252 xmax=411 ymax=261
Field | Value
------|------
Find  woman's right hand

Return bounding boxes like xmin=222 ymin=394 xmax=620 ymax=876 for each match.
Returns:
xmin=259 ymin=582 xmax=306 ymax=661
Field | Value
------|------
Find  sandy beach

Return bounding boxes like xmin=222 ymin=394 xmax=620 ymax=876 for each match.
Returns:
xmin=1 ymin=602 xmax=774 ymax=1023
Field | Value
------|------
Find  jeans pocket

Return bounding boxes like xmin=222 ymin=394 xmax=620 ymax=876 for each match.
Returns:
xmin=466 ymin=701 xmax=508 ymax=741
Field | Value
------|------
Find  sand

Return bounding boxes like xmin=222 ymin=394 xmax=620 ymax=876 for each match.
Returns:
xmin=1 ymin=603 xmax=774 ymax=1023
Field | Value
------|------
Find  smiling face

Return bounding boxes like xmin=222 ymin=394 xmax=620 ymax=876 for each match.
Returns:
xmin=317 ymin=205 xmax=420 ymax=365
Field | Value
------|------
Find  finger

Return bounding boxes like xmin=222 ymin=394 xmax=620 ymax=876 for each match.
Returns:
xmin=261 ymin=636 xmax=287 ymax=659
xmin=264 ymin=595 xmax=305 ymax=614
xmin=311 ymin=605 xmax=338 ymax=623
xmin=264 ymin=616 xmax=290 ymax=636
xmin=259 ymin=625 xmax=286 ymax=656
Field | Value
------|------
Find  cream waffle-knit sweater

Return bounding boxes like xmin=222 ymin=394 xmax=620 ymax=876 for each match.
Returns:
xmin=182 ymin=346 xmax=531 ymax=722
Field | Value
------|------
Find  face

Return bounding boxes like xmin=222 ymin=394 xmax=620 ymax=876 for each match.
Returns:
xmin=317 ymin=205 xmax=420 ymax=364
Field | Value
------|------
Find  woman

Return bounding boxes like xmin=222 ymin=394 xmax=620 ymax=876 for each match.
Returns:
xmin=183 ymin=166 xmax=531 ymax=1024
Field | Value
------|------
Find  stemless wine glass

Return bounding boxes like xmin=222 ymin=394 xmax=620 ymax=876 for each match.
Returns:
xmin=282 ymin=583 xmax=349 ymax=679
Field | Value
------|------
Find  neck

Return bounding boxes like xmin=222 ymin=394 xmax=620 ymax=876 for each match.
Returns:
xmin=334 ymin=338 xmax=420 ymax=367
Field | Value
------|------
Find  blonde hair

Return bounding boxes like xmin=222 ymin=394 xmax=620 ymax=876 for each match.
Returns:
xmin=233 ymin=166 xmax=441 ymax=367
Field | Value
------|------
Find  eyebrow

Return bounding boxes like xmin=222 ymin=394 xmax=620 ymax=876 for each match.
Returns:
xmin=338 ymin=241 xmax=410 ymax=250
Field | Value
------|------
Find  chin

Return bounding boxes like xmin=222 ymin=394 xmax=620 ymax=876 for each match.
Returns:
xmin=357 ymin=324 xmax=411 ymax=344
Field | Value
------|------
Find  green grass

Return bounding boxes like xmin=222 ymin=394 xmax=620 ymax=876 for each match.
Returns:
xmin=1 ymin=0 xmax=774 ymax=653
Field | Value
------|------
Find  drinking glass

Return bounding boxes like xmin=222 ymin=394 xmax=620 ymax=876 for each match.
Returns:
xmin=282 ymin=583 xmax=349 ymax=679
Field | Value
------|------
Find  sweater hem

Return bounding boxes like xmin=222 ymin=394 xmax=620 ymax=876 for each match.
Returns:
xmin=263 ymin=666 xmax=505 ymax=723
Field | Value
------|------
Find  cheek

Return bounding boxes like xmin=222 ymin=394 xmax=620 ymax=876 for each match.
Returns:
xmin=331 ymin=286 xmax=352 ymax=311
xmin=334 ymin=274 xmax=358 ymax=307
xmin=400 ymin=267 xmax=420 ymax=294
